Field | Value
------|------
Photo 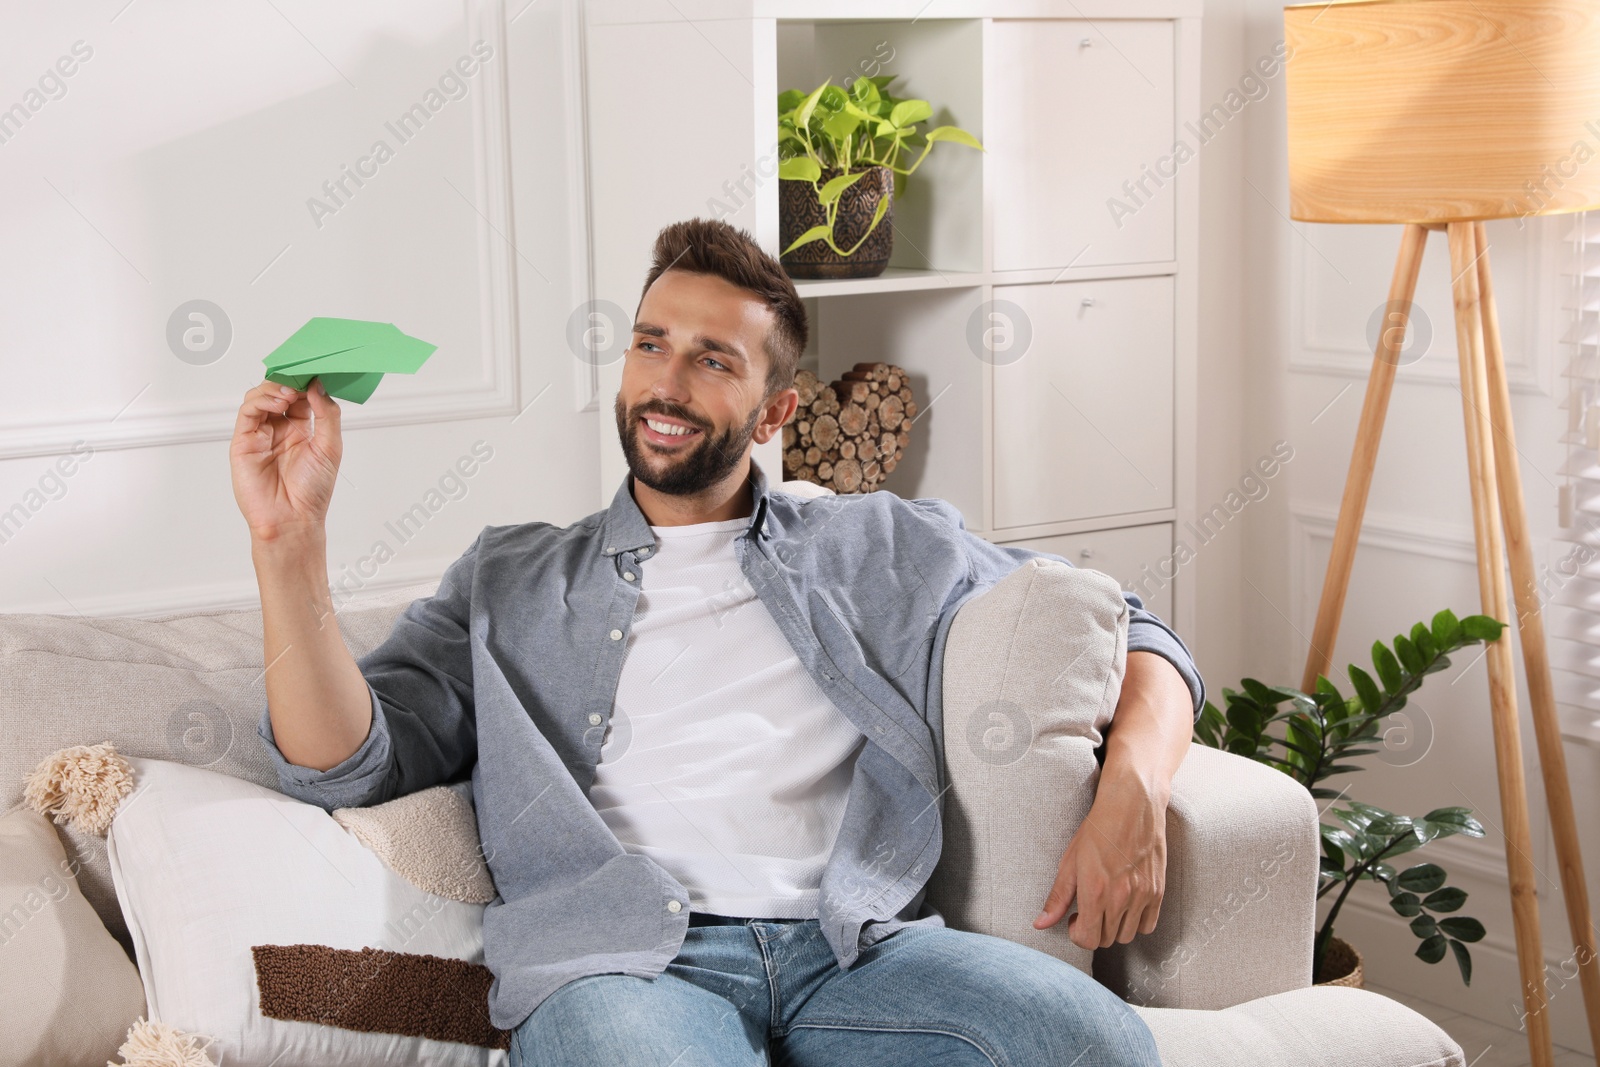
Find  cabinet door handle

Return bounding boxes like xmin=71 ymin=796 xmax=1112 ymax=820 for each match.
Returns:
xmin=1080 ymin=37 xmax=1094 ymax=48
xmin=1081 ymin=297 xmax=1096 ymax=308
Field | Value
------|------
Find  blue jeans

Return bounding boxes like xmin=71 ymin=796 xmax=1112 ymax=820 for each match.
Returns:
xmin=508 ymin=913 xmax=1163 ymax=1067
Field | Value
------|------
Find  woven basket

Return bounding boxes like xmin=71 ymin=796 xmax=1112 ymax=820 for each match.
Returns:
xmin=1315 ymin=935 xmax=1366 ymax=988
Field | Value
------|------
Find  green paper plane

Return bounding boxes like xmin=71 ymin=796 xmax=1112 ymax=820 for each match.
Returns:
xmin=262 ymin=317 xmax=437 ymax=404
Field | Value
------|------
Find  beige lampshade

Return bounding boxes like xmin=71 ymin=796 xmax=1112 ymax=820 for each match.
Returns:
xmin=1284 ymin=0 xmax=1600 ymax=224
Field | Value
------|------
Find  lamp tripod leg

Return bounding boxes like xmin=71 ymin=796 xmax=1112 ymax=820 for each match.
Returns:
xmin=1472 ymin=220 xmax=1600 ymax=1054
xmin=1447 ymin=220 xmax=1554 ymax=1067
xmin=1300 ymin=223 xmax=1431 ymax=692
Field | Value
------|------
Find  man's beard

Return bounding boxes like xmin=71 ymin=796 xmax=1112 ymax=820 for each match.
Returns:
xmin=614 ymin=394 xmax=761 ymax=496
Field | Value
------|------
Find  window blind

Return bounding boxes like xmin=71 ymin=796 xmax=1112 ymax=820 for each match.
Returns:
xmin=1552 ymin=209 xmax=1600 ymax=745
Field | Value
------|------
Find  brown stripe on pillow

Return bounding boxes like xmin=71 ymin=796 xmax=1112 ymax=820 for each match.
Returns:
xmin=252 ymin=944 xmax=513 ymax=1050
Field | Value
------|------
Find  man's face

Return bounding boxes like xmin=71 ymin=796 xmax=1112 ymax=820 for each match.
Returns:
xmin=614 ymin=269 xmax=795 ymax=496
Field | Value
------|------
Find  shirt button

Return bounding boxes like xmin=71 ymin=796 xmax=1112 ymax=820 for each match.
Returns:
xmin=666 ymin=900 xmax=682 ymax=913
xmin=623 ymin=572 xmax=636 ymax=581
xmin=588 ymin=713 xmax=603 ymax=725
xmin=609 ymin=628 xmax=623 ymax=640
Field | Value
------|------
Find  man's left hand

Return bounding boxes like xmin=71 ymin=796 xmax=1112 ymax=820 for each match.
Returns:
xmin=1029 ymin=650 xmax=1194 ymax=952
xmin=1032 ymin=768 xmax=1168 ymax=950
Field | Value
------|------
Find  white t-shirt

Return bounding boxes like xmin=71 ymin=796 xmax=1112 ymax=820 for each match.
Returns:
xmin=590 ymin=516 xmax=867 ymax=918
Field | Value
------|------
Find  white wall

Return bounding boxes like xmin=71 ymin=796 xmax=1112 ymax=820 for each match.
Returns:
xmin=1186 ymin=0 xmax=1250 ymax=698
xmin=0 ymin=0 xmax=599 ymax=615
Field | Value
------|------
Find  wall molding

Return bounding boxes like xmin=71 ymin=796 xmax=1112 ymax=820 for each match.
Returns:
xmin=469 ymin=0 xmax=524 ymax=423
xmin=1293 ymin=501 xmax=1503 ymax=885
xmin=1291 ymin=499 xmax=1600 ymax=754
xmin=565 ymin=0 xmax=601 ymax=413
xmin=1289 ymin=215 xmax=1556 ymax=397
xmin=1290 ymin=501 xmax=1482 ymax=572
xmin=0 ymin=0 xmax=525 ymax=462
xmin=1287 ymin=499 xmax=1600 ymax=887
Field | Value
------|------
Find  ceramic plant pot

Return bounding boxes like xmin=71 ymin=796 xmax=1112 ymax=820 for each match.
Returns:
xmin=779 ymin=164 xmax=894 ymax=279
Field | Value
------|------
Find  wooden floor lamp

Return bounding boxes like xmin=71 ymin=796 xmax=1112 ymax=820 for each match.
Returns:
xmin=1284 ymin=3 xmax=1600 ymax=1065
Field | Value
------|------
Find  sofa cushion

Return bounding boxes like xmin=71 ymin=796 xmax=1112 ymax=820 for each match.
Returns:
xmin=1134 ymin=985 xmax=1465 ymax=1067
xmin=0 ymin=804 xmax=147 ymax=1067
xmin=923 ymin=557 xmax=1129 ymax=976
xmin=0 ymin=580 xmax=439 ymax=956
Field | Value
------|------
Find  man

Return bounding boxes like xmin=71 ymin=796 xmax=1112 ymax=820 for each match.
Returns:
xmin=233 ymin=217 xmax=1203 ymax=1067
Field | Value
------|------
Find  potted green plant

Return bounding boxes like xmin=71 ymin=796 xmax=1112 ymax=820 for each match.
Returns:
xmin=1193 ymin=609 xmax=1503 ymax=987
xmin=776 ymin=75 xmax=983 ymax=279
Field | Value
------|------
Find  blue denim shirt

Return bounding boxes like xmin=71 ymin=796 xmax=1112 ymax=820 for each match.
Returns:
xmin=256 ymin=458 xmax=1204 ymax=1030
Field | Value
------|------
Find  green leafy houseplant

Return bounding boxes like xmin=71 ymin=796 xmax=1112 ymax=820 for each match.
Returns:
xmin=776 ymin=75 xmax=983 ymax=259
xmin=1193 ymin=609 xmax=1505 ymax=985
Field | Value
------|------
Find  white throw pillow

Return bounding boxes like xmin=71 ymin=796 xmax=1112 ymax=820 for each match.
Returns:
xmin=0 ymin=804 xmax=146 ymax=1067
xmin=106 ymin=756 xmax=508 ymax=1067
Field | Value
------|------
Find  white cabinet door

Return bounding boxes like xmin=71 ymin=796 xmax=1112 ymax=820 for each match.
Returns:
xmin=987 ymin=19 xmax=1176 ymax=270
xmin=991 ymin=276 xmax=1174 ymax=529
xmin=998 ymin=523 xmax=1175 ymax=626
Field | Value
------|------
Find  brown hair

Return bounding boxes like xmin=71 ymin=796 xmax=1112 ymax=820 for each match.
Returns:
xmin=636 ymin=218 xmax=808 ymax=399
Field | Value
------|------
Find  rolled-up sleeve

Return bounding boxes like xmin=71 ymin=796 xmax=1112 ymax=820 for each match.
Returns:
xmin=257 ymin=683 xmax=393 ymax=811
xmin=256 ymin=529 xmax=486 ymax=811
xmin=914 ymin=498 xmax=1206 ymax=721
xmin=1104 ymin=590 xmax=1205 ymax=721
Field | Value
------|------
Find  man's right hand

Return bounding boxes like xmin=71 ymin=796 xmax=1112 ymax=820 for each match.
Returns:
xmin=231 ymin=379 xmax=342 ymax=541
xmin=235 ymin=376 xmax=373 ymax=774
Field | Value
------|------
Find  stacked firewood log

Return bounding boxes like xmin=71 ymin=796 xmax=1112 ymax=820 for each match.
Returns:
xmin=781 ymin=362 xmax=917 ymax=494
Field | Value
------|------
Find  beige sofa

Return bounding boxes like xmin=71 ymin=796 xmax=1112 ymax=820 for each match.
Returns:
xmin=1 ymin=540 xmax=1465 ymax=1066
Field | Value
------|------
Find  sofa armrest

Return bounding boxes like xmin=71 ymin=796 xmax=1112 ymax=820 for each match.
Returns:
xmin=1093 ymin=742 xmax=1320 ymax=1010
xmin=924 ymin=558 xmax=1130 ymax=976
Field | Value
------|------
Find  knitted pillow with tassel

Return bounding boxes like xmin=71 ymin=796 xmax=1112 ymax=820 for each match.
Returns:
xmin=26 ymin=744 xmax=510 ymax=1066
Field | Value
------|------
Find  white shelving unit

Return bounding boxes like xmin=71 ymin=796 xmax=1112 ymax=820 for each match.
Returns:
xmin=584 ymin=0 xmax=1201 ymax=637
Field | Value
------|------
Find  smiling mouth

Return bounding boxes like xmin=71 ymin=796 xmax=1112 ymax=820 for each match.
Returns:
xmin=639 ymin=413 xmax=703 ymax=447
